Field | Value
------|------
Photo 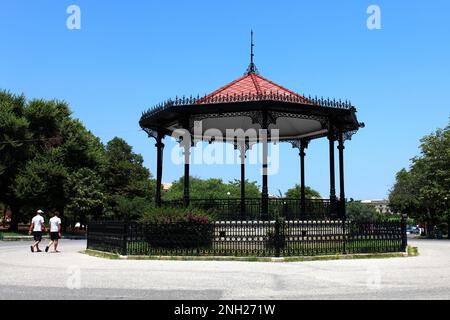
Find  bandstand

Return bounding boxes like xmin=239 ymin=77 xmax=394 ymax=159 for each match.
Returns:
xmin=139 ymin=33 xmax=364 ymax=221
xmin=87 ymin=36 xmax=407 ymax=258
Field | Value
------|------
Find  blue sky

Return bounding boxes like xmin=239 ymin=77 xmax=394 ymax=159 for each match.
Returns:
xmin=1 ymin=0 xmax=449 ymax=200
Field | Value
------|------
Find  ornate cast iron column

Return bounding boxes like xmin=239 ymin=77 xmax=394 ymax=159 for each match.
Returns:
xmin=143 ymin=129 xmax=165 ymax=208
xmin=181 ymin=118 xmax=191 ymax=208
xmin=300 ymin=139 xmax=309 ymax=215
xmin=328 ymin=122 xmax=337 ymax=217
xmin=155 ymin=134 xmax=165 ymax=207
xmin=238 ymin=142 xmax=247 ymax=219
xmin=289 ymin=139 xmax=310 ymax=216
xmin=261 ymin=111 xmax=269 ymax=219
xmin=183 ymin=144 xmax=190 ymax=208
xmin=337 ymin=130 xmax=346 ymax=219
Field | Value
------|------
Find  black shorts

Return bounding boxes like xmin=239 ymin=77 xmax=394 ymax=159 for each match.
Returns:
xmin=50 ymin=232 xmax=60 ymax=241
xmin=33 ymin=231 xmax=42 ymax=241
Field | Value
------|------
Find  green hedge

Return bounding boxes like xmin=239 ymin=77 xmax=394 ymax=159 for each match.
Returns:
xmin=139 ymin=206 xmax=214 ymax=249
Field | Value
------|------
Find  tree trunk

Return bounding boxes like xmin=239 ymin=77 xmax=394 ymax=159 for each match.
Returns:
xmin=425 ymin=208 xmax=433 ymax=238
xmin=1 ymin=207 xmax=6 ymax=228
xmin=447 ymin=214 xmax=450 ymax=240
xmin=426 ymin=218 xmax=435 ymax=239
xmin=80 ymin=212 xmax=86 ymax=231
xmin=8 ymin=204 xmax=20 ymax=232
xmin=58 ymin=207 xmax=67 ymax=232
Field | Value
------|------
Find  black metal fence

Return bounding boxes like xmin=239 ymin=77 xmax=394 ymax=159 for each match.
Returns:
xmin=87 ymin=219 xmax=407 ymax=257
xmin=162 ymin=198 xmax=337 ymax=220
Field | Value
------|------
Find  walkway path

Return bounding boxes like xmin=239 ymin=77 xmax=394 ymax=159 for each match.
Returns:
xmin=0 ymin=239 xmax=449 ymax=299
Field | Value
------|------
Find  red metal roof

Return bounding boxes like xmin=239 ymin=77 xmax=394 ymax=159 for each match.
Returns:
xmin=197 ymin=73 xmax=306 ymax=104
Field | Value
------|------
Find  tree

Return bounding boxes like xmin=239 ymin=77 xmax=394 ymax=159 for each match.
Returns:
xmin=413 ymin=123 xmax=450 ymax=216
xmin=389 ymin=169 xmax=420 ymax=215
xmin=65 ymin=168 xmax=106 ymax=228
xmin=0 ymin=91 xmax=30 ymax=230
xmin=164 ymin=177 xmax=227 ymax=200
xmin=346 ymin=200 xmax=382 ymax=222
xmin=23 ymin=99 xmax=70 ymax=154
xmin=58 ymin=118 xmax=105 ymax=171
xmin=109 ymin=195 xmax=152 ymax=221
xmin=227 ymin=179 xmax=261 ymax=198
xmin=284 ymin=184 xmax=321 ymax=199
xmin=163 ymin=177 xmax=260 ymax=200
xmin=389 ymin=119 xmax=450 ymax=237
xmin=1 ymin=89 xmax=156 ymax=228
xmin=11 ymin=98 xmax=107 ymax=229
xmin=103 ymin=137 xmax=154 ymax=219
xmin=14 ymin=152 xmax=67 ymax=216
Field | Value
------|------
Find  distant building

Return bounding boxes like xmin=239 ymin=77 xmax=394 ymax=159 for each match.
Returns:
xmin=361 ymin=199 xmax=397 ymax=215
xmin=162 ymin=183 xmax=173 ymax=191
xmin=1 ymin=209 xmax=11 ymax=228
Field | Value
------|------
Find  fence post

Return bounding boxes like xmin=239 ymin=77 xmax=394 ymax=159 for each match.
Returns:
xmin=401 ymin=213 xmax=408 ymax=252
xmin=342 ymin=218 xmax=347 ymax=255
xmin=196 ymin=225 xmax=200 ymax=256
xmin=121 ymin=221 xmax=128 ymax=256
xmin=274 ymin=216 xmax=281 ymax=258
xmin=86 ymin=222 xmax=90 ymax=249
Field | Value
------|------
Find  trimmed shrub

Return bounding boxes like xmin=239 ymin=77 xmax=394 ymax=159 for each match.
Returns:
xmin=139 ymin=206 xmax=212 ymax=224
xmin=139 ymin=207 xmax=213 ymax=249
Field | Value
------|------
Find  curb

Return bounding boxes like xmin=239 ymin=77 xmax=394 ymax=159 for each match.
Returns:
xmin=83 ymin=248 xmax=417 ymax=262
xmin=116 ymin=252 xmax=409 ymax=262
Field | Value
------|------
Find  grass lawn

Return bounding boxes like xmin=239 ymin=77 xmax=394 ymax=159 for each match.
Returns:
xmin=84 ymin=246 xmax=417 ymax=262
xmin=0 ymin=231 xmax=28 ymax=237
xmin=0 ymin=231 xmax=85 ymax=238
xmin=123 ymin=239 xmax=404 ymax=257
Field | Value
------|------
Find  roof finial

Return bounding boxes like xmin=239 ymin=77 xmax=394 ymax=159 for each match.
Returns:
xmin=250 ymin=30 xmax=254 ymax=65
xmin=246 ymin=30 xmax=259 ymax=75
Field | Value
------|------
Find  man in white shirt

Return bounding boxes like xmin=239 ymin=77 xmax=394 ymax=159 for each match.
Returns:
xmin=28 ymin=210 xmax=46 ymax=253
xmin=45 ymin=211 xmax=62 ymax=253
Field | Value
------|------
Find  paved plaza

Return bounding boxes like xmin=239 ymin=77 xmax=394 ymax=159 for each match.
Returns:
xmin=0 ymin=239 xmax=449 ymax=300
